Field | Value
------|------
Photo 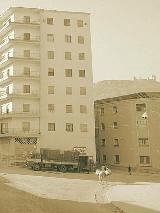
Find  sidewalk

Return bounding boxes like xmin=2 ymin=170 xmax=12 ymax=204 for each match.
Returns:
xmin=113 ymin=202 xmax=159 ymax=213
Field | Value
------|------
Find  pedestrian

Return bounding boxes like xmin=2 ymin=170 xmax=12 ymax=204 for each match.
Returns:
xmin=101 ymin=165 xmax=105 ymax=171
xmin=128 ymin=165 xmax=131 ymax=175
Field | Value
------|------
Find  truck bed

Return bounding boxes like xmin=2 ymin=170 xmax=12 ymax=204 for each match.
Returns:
xmin=42 ymin=160 xmax=79 ymax=165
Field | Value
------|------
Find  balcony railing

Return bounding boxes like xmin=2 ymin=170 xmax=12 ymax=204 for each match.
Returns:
xmin=0 ymin=71 xmax=40 ymax=83
xmin=0 ymin=21 xmax=10 ymax=35
xmin=0 ymin=36 xmax=40 ymax=50
xmin=10 ymin=36 xmax=40 ymax=42
xmin=0 ymin=52 xmax=40 ymax=66
xmin=0 ymin=128 xmax=40 ymax=137
xmin=0 ymin=89 xmax=39 ymax=100
xmin=0 ymin=37 xmax=9 ymax=49
xmin=13 ymin=18 xmax=40 ymax=25
xmin=0 ymin=110 xmax=40 ymax=118
xmin=0 ymin=18 xmax=40 ymax=35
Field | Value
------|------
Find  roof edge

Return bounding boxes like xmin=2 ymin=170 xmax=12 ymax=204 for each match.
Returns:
xmin=0 ymin=6 xmax=90 ymax=21
xmin=95 ymin=92 xmax=160 ymax=103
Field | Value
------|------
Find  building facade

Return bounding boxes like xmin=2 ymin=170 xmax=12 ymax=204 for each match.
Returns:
xmin=0 ymin=7 xmax=96 ymax=166
xmin=95 ymin=92 xmax=160 ymax=170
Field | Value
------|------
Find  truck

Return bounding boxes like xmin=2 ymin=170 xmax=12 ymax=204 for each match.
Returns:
xmin=26 ymin=147 xmax=94 ymax=173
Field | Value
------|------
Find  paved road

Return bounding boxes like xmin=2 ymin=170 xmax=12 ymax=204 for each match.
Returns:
xmin=1 ymin=173 xmax=160 ymax=211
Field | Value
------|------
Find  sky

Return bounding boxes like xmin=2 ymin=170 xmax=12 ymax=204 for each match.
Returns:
xmin=0 ymin=0 xmax=160 ymax=82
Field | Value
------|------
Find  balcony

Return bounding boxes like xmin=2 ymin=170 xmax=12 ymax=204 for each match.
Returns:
xmin=0 ymin=37 xmax=10 ymax=51
xmin=0 ymin=128 xmax=40 ymax=138
xmin=0 ymin=89 xmax=40 ymax=101
xmin=0 ymin=19 xmax=40 ymax=37
xmin=0 ymin=36 xmax=40 ymax=52
xmin=139 ymin=144 xmax=149 ymax=147
xmin=10 ymin=36 xmax=40 ymax=43
xmin=0 ymin=52 xmax=40 ymax=68
xmin=0 ymin=110 xmax=40 ymax=119
xmin=0 ymin=71 xmax=40 ymax=86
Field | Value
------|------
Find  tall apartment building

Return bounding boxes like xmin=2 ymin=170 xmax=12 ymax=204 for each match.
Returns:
xmin=95 ymin=92 xmax=160 ymax=170
xmin=0 ymin=7 xmax=96 ymax=165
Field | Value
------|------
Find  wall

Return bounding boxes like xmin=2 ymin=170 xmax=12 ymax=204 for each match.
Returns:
xmin=95 ymin=97 xmax=160 ymax=170
xmin=39 ymin=10 xmax=96 ymax=160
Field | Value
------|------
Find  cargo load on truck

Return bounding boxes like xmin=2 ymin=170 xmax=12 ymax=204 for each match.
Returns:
xmin=26 ymin=147 xmax=94 ymax=173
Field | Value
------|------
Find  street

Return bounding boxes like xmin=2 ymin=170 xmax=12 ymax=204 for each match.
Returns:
xmin=0 ymin=167 xmax=160 ymax=212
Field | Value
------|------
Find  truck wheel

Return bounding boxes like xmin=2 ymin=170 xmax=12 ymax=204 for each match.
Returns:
xmin=60 ymin=165 xmax=67 ymax=173
xmin=34 ymin=164 xmax=41 ymax=171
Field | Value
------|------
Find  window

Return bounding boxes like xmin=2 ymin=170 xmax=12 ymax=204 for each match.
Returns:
xmin=48 ymin=86 xmax=55 ymax=94
xmin=23 ymin=85 xmax=30 ymax=93
xmin=138 ymin=138 xmax=149 ymax=146
xmin=23 ymin=104 xmax=30 ymax=112
xmin=78 ymin=36 xmax=84 ymax=44
xmin=80 ymin=124 xmax=88 ymax=132
xmin=48 ymin=51 xmax=54 ymax=59
xmin=6 ymin=105 xmax=9 ymax=114
xmin=66 ymin=105 xmax=72 ymax=113
xmin=65 ymin=69 xmax=72 ymax=77
xmin=113 ymin=122 xmax=118 ymax=129
xmin=24 ymin=67 xmax=30 ymax=76
xmin=80 ymin=105 xmax=87 ymax=113
xmin=65 ymin=52 xmax=71 ymax=60
xmin=101 ymin=123 xmax=105 ymax=130
xmin=66 ymin=87 xmax=72 ymax=95
xmin=24 ymin=50 xmax=30 ymax=58
xmin=47 ymin=18 xmax=54 ymax=25
xmin=22 ymin=122 xmax=30 ymax=132
xmin=113 ymin=106 xmax=118 ymax=113
xmin=48 ymin=104 xmax=54 ymax=112
xmin=24 ymin=33 xmax=30 ymax=40
xmin=64 ymin=19 xmax=70 ymax=26
xmin=101 ymin=139 xmax=106 ymax=147
xmin=77 ymin=20 xmax=84 ymax=27
xmin=79 ymin=53 xmax=85 ymax=60
xmin=7 ymin=69 xmax=10 ymax=76
xmin=6 ymin=86 xmax=9 ymax=94
xmin=114 ymin=139 xmax=119 ymax=147
xmin=65 ymin=35 xmax=71 ymax=43
xmin=79 ymin=69 xmax=85 ymax=77
xmin=100 ymin=108 xmax=104 ymax=115
xmin=140 ymin=156 xmax=150 ymax=165
xmin=47 ymin=34 xmax=54 ymax=42
xmin=48 ymin=68 xmax=54 ymax=76
xmin=66 ymin=123 xmax=73 ymax=132
xmin=95 ymin=128 xmax=99 ymax=137
xmin=48 ymin=123 xmax=55 ymax=131
xmin=23 ymin=16 xmax=30 ymax=23
xmin=80 ymin=87 xmax=86 ymax=95
xmin=1 ymin=123 xmax=8 ymax=134
xmin=103 ymin=155 xmax=107 ymax=163
xmin=114 ymin=155 xmax=120 ymax=164
xmin=136 ymin=103 xmax=146 ymax=111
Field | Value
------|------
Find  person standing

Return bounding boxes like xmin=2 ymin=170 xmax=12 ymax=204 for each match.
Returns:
xmin=128 ymin=165 xmax=131 ymax=175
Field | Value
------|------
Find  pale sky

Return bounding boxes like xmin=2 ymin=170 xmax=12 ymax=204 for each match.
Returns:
xmin=0 ymin=0 xmax=160 ymax=82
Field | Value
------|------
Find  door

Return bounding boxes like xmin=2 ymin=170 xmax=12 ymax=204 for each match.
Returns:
xmin=79 ymin=156 xmax=88 ymax=170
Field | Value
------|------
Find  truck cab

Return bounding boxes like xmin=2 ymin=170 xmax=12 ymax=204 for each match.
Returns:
xmin=26 ymin=152 xmax=41 ymax=170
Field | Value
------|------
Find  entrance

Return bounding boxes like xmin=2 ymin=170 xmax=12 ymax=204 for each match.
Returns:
xmin=79 ymin=155 xmax=88 ymax=170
